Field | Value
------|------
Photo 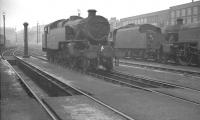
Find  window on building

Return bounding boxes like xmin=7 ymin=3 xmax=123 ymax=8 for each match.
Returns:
xmin=155 ymin=16 xmax=158 ymax=23
xmin=199 ymin=16 xmax=200 ymax=22
xmin=141 ymin=18 xmax=144 ymax=24
xmin=183 ymin=17 xmax=187 ymax=24
xmin=134 ymin=20 xmax=136 ymax=24
xmin=187 ymin=8 xmax=192 ymax=16
xmin=126 ymin=21 xmax=129 ymax=25
xmin=152 ymin=16 xmax=155 ymax=22
xmin=123 ymin=22 xmax=126 ymax=26
xmin=171 ymin=19 xmax=175 ymax=25
xmin=144 ymin=18 xmax=147 ymax=23
xmin=138 ymin=19 xmax=141 ymax=24
xmin=193 ymin=16 xmax=198 ymax=23
xmin=181 ymin=9 xmax=186 ymax=16
xmin=135 ymin=20 xmax=138 ymax=24
xmin=171 ymin=11 xmax=175 ymax=18
xmin=150 ymin=16 xmax=153 ymax=22
xmin=132 ymin=20 xmax=135 ymax=24
xmin=193 ymin=6 xmax=198 ymax=15
xmin=166 ymin=21 xmax=169 ymax=25
xmin=187 ymin=16 xmax=192 ymax=23
xmin=176 ymin=10 xmax=180 ymax=17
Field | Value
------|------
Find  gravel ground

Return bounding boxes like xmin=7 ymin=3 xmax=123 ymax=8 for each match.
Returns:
xmin=116 ymin=63 xmax=200 ymax=90
xmin=120 ymin=59 xmax=200 ymax=73
xmin=22 ymin=57 xmax=200 ymax=120
xmin=43 ymin=96 xmax=127 ymax=120
xmin=0 ymin=59 xmax=51 ymax=120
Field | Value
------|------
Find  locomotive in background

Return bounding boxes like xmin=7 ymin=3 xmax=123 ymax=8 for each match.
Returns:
xmin=111 ymin=19 xmax=200 ymax=66
xmin=110 ymin=24 xmax=164 ymax=60
xmin=163 ymin=18 xmax=200 ymax=66
xmin=42 ymin=9 xmax=114 ymax=71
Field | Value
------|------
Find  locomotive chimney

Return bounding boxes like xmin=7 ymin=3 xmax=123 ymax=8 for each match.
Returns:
xmin=88 ymin=9 xmax=96 ymax=17
xmin=177 ymin=18 xmax=183 ymax=25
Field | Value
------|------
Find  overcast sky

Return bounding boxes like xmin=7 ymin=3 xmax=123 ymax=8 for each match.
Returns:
xmin=0 ymin=0 xmax=196 ymax=30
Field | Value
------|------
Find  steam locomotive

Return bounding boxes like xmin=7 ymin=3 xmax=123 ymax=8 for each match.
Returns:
xmin=42 ymin=9 xmax=114 ymax=71
xmin=162 ymin=19 xmax=200 ymax=66
xmin=111 ymin=19 xmax=200 ymax=66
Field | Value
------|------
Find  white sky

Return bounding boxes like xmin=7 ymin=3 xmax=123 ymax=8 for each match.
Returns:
xmin=0 ymin=0 xmax=196 ymax=30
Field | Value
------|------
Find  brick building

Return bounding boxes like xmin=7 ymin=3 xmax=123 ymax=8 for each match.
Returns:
xmin=109 ymin=1 xmax=200 ymax=29
xmin=169 ymin=1 xmax=200 ymax=25
xmin=109 ymin=17 xmax=119 ymax=30
xmin=119 ymin=10 xmax=169 ymax=28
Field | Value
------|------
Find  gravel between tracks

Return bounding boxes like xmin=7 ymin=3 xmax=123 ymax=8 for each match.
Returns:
xmin=116 ymin=64 xmax=200 ymax=91
xmin=21 ymin=57 xmax=200 ymax=120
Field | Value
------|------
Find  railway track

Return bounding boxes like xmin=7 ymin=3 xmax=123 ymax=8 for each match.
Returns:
xmin=20 ymin=51 xmax=200 ymax=105
xmin=88 ymin=70 xmax=200 ymax=105
xmin=113 ymin=70 xmax=200 ymax=91
xmin=2 ymin=49 xmax=59 ymax=120
xmin=2 ymin=49 xmax=136 ymax=120
xmin=120 ymin=60 xmax=200 ymax=77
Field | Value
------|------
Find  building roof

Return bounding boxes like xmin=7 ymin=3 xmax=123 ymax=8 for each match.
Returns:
xmin=170 ymin=0 xmax=200 ymax=10
xmin=120 ymin=9 xmax=169 ymax=21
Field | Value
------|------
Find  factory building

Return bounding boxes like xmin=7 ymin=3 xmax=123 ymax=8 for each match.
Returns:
xmin=119 ymin=10 xmax=169 ymax=28
xmin=169 ymin=1 xmax=200 ymax=25
xmin=109 ymin=1 xmax=200 ymax=29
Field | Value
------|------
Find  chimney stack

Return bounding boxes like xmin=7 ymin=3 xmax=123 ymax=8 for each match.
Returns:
xmin=88 ymin=9 xmax=97 ymax=17
xmin=78 ymin=9 xmax=81 ymax=17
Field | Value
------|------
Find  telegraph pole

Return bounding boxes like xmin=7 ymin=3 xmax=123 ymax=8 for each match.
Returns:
xmin=3 ymin=12 xmax=6 ymax=47
xmin=38 ymin=24 xmax=40 ymax=43
xmin=15 ymin=27 xmax=17 ymax=44
xmin=37 ymin=22 xmax=39 ymax=44
xmin=0 ymin=12 xmax=1 ymax=35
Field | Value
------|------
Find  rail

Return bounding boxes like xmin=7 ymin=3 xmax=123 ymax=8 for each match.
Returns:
xmin=11 ymin=51 xmax=136 ymax=120
xmin=88 ymin=70 xmax=200 ymax=105
xmin=120 ymin=60 xmax=200 ymax=77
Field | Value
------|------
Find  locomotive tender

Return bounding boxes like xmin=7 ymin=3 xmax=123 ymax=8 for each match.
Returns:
xmin=42 ymin=9 xmax=113 ymax=71
xmin=111 ymin=24 xmax=164 ymax=60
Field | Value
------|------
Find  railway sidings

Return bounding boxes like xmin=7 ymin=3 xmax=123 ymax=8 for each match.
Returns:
xmin=1 ymin=48 xmax=199 ymax=120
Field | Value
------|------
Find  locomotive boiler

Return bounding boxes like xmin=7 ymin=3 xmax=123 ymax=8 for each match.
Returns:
xmin=111 ymin=24 xmax=164 ymax=60
xmin=42 ymin=9 xmax=113 ymax=71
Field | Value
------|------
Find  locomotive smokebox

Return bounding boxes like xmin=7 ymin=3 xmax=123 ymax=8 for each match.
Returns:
xmin=88 ymin=9 xmax=97 ymax=17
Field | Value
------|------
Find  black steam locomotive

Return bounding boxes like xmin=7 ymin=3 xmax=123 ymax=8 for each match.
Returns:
xmin=42 ymin=9 xmax=114 ymax=71
xmin=162 ymin=19 xmax=200 ymax=66
xmin=111 ymin=19 xmax=200 ymax=66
